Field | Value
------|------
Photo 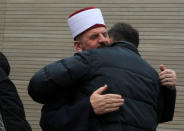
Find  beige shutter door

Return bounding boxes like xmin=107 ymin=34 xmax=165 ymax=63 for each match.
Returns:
xmin=0 ymin=0 xmax=184 ymax=130
xmin=0 ymin=0 xmax=6 ymax=50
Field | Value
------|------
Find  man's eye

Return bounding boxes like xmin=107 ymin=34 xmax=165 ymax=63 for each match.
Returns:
xmin=90 ymin=35 xmax=98 ymax=40
xmin=103 ymin=32 xmax=108 ymax=37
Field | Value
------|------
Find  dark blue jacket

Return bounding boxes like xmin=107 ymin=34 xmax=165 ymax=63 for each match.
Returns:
xmin=0 ymin=52 xmax=31 ymax=131
xmin=28 ymin=42 xmax=175 ymax=131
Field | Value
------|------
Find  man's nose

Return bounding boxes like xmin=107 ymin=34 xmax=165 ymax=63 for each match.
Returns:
xmin=98 ymin=34 xmax=107 ymax=43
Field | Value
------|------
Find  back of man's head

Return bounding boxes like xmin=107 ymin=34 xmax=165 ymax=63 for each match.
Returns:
xmin=108 ymin=23 xmax=139 ymax=48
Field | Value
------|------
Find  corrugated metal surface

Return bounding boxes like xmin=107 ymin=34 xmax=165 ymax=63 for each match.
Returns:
xmin=0 ymin=0 xmax=6 ymax=50
xmin=0 ymin=0 xmax=183 ymax=130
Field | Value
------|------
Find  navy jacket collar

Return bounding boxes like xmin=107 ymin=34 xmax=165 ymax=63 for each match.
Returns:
xmin=108 ymin=41 xmax=140 ymax=56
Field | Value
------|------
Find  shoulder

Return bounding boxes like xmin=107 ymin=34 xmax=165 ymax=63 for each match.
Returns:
xmin=0 ymin=52 xmax=10 ymax=75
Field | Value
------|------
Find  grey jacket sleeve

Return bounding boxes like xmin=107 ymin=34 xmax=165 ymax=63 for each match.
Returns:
xmin=28 ymin=51 xmax=91 ymax=104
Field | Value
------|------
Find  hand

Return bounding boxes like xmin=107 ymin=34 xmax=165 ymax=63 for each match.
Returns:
xmin=90 ymin=84 xmax=124 ymax=115
xmin=159 ymin=64 xmax=176 ymax=90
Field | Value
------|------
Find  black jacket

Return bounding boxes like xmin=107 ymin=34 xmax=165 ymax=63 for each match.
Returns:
xmin=0 ymin=52 xmax=31 ymax=131
xmin=28 ymin=42 xmax=175 ymax=131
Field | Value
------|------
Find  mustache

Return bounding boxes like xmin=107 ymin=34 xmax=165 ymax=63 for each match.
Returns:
xmin=97 ymin=43 xmax=107 ymax=48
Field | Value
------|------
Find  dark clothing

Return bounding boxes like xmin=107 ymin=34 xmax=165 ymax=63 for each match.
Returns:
xmin=40 ymin=97 xmax=92 ymax=131
xmin=0 ymin=52 xmax=31 ymax=131
xmin=157 ymin=86 xmax=176 ymax=123
xmin=28 ymin=42 xmax=176 ymax=131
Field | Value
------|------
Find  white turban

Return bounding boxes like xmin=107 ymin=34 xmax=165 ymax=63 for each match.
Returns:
xmin=67 ymin=7 xmax=106 ymax=38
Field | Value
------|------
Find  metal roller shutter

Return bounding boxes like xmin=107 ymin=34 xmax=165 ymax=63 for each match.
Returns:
xmin=0 ymin=0 xmax=184 ymax=130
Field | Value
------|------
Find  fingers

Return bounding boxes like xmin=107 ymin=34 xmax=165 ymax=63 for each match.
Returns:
xmin=159 ymin=69 xmax=176 ymax=84
xmin=159 ymin=69 xmax=176 ymax=88
xmin=160 ymin=77 xmax=176 ymax=84
xmin=90 ymin=85 xmax=125 ymax=115
xmin=161 ymin=82 xmax=175 ymax=87
xmin=159 ymin=73 xmax=175 ymax=80
xmin=102 ymin=98 xmax=124 ymax=108
xmin=160 ymin=64 xmax=166 ymax=71
xmin=92 ymin=98 xmax=124 ymax=115
xmin=159 ymin=69 xmax=175 ymax=77
xmin=94 ymin=84 xmax=108 ymax=95
xmin=103 ymin=95 xmax=124 ymax=107
xmin=103 ymin=93 xmax=123 ymax=99
xmin=90 ymin=93 xmax=124 ymax=108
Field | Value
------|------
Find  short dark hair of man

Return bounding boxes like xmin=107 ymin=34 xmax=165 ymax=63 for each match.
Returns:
xmin=108 ymin=23 xmax=139 ymax=48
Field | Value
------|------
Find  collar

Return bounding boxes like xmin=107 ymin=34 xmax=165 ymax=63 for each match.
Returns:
xmin=108 ymin=41 xmax=140 ymax=56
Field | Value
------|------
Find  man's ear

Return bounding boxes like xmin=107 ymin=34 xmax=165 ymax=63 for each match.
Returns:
xmin=74 ymin=41 xmax=82 ymax=52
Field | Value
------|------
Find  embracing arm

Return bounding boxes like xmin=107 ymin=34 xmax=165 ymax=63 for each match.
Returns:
xmin=40 ymin=85 xmax=124 ymax=131
xmin=28 ymin=52 xmax=91 ymax=104
xmin=157 ymin=64 xmax=176 ymax=123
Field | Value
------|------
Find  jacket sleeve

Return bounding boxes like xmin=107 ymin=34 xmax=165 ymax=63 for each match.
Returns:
xmin=157 ymin=85 xmax=176 ymax=123
xmin=28 ymin=52 xmax=91 ymax=104
xmin=40 ymin=97 xmax=94 ymax=131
